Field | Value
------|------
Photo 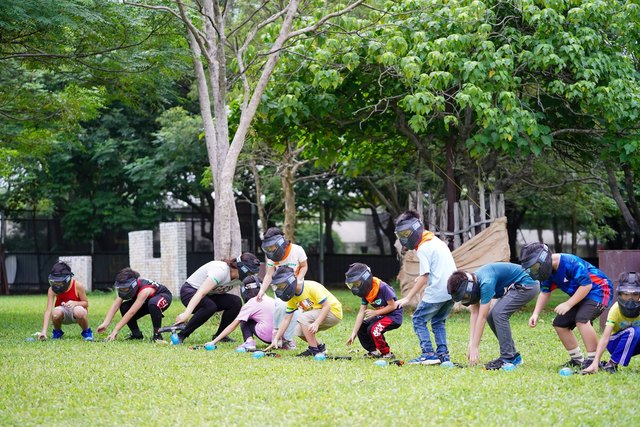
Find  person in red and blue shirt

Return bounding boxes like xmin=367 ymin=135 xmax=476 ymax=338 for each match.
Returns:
xmin=521 ymin=243 xmax=612 ymax=369
xmin=345 ymin=263 xmax=403 ymax=359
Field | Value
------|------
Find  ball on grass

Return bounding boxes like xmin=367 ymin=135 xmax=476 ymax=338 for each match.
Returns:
xmin=25 ymin=337 xmax=36 ymax=342
xmin=374 ymin=359 xmax=388 ymax=367
xmin=235 ymin=347 xmax=247 ymax=353
xmin=441 ymin=361 xmax=455 ymax=368
xmin=204 ymin=343 xmax=216 ymax=351
xmin=502 ymin=363 xmax=516 ymax=372
xmin=253 ymin=351 xmax=265 ymax=359
xmin=314 ymin=353 xmax=327 ymax=361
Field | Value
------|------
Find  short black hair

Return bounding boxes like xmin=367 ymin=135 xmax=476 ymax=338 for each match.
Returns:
xmin=115 ymin=267 xmax=140 ymax=283
xmin=447 ymin=271 xmax=469 ymax=296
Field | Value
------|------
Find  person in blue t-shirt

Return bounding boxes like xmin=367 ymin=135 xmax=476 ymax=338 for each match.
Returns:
xmin=521 ymin=242 xmax=613 ymax=370
xmin=447 ymin=262 xmax=539 ymax=369
xmin=344 ymin=263 xmax=403 ymax=359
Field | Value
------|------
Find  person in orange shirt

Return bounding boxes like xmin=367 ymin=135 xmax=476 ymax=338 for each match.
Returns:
xmin=38 ymin=261 xmax=93 ymax=341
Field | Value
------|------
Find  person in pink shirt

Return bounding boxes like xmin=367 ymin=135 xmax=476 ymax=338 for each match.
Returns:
xmin=205 ymin=275 xmax=274 ymax=351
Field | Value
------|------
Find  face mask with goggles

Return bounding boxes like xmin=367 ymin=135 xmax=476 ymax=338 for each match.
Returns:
xmin=48 ymin=274 xmax=72 ymax=294
xmin=261 ymin=235 xmax=287 ymax=262
xmin=618 ymin=272 xmax=640 ymax=318
xmin=345 ymin=264 xmax=373 ymax=298
xmin=115 ymin=277 xmax=138 ymax=300
xmin=395 ymin=217 xmax=424 ymax=250
xmin=271 ymin=269 xmax=297 ymax=301
xmin=521 ymin=243 xmax=552 ymax=281
xmin=236 ymin=255 xmax=260 ymax=280
xmin=451 ymin=272 xmax=480 ymax=306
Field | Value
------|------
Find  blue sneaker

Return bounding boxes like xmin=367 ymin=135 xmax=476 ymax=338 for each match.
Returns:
xmin=52 ymin=329 xmax=64 ymax=340
xmin=485 ymin=353 xmax=523 ymax=370
xmin=81 ymin=328 xmax=94 ymax=341
xmin=408 ymin=353 xmax=441 ymax=365
xmin=510 ymin=353 xmax=523 ymax=367
xmin=437 ymin=353 xmax=451 ymax=363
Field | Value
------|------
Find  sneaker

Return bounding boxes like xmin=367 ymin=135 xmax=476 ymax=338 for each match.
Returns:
xmin=437 ymin=353 xmax=451 ymax=363
xmin=487 ymin=353 xmax=524 ymax=370
xmin=212 ymin=334 xmax=235 ymax=343
xmin=382 ymin=352 xmax=396 ymax=360
xmin=282 ymin=339 xmax=297 ymax=350
xmin=581 ymin=358 xmax=595 ymax=370
xmin=152 ymin=333 xmax=168 ymax=344
xmin=236 ymin=339 xmax=257 ymax=352
xmin=126 ymin=331 xmax=144 ymax=340
xmin=408 ymin=353 xmax=441 ymax=365
xmin=317 ymin=343 xmax=326 ymax=355
xmin=364 ymin=350 xmax=383 ymax=358
xmin=561 ymin=358 xmax=584 ymax=370
xmin=52 ymin=329 xmax=64 ymax=340
xmin=81 ymin=328 xmax=94 ymax=341
xmin=510 ymin=353 xmax=523 ymax=366
xmin=602 ymin=360 xmax=618 ymax=373
xmin=297 ymin=346 xmax=317 ymax=357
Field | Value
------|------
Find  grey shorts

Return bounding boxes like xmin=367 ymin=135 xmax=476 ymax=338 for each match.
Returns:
xmin=294 ymin=310 xmax=341 ymax=337
xmin=56 ymin=305 xmax=85 ymax=324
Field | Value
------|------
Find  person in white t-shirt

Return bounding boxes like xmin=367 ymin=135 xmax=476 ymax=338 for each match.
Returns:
xmin=256 ymin=227 xmax=305 ymax=349
xmin=173 ymin=253 xmax=260 ymax=344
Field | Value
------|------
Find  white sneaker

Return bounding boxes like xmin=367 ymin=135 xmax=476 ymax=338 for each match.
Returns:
xmin=237 ymin=339 xmax=256 ymax=352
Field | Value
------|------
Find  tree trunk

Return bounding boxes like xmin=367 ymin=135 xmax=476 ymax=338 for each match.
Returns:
xmin=607 ymin=166 xmax=640 ymax=238
xmin=323 ymin=204 xmax=335 ymax=254
xmin=369 ymin=205 xmax=386 ymax=255
xmin=250 ymin=157 xmax=268 ymax=236
xmin=282 ymin=167 xmax=297 ymax=242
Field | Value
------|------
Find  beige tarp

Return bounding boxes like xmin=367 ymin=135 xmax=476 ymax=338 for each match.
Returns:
xmin=398 ymin=217 xmax=510 ymax=308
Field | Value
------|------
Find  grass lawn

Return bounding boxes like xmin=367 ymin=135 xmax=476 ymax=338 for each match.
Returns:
xmin=0 ymin=289 xmax=637 ymax=426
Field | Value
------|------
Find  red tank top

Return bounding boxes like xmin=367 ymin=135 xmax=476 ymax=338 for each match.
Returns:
xmin=55 ymin=279 xmax=82 ymax=308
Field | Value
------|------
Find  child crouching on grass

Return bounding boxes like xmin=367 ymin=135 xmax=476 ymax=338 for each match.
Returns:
xmin=345 ymin=263 xmax=403 ymax=359
xmin=583 ymin=272 xmax=640 ymax=374
xmin=204 ymin=275 xmax=276 ymax=351
xmin=266 ymin=266 xmax=342 ymax=357
xmin=39 ymin=261 xmax=93 ymax=341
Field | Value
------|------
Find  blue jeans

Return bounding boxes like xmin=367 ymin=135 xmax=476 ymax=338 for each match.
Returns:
xmin=412 ymin=299 xmax=454 ymax=356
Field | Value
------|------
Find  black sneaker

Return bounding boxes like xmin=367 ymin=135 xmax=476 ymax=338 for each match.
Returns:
xmin=561 ymin=358 xmax=583 ymax=370
xmin=152 ymin=333 xmax=167 ymax=344
xmin=437 ymin=353 xmax=451 ymax=363
xmin=581 ymin=358 xmax=595 ymax=370
xmin=602 ymin=360 xmax=618 ymax=373
xmin=126 ymin=331 xmax=144 ymax=340
xmin=212 ymin=334 xmax=235 ymax=343
xmin=297 ymin=346 xmax=317 ymax=357
xmin=485 ymin=357 xmax=506 ymax=371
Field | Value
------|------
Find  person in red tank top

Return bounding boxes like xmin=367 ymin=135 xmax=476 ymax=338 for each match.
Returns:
xmin=38 ymin=261 xmax=93 ymax=341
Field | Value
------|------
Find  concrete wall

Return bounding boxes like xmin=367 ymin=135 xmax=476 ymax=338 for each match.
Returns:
xmin=129 ymin=222 xmax=187 ymax=295
xmin=59 ymin=256 xmax=92 ymax=292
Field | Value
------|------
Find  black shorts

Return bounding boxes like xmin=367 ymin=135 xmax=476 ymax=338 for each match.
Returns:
xmin=552 ymin=298 xmax=606 ymax=329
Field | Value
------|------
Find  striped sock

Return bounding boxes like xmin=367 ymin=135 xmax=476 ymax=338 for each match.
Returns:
xmin=569 ymin=347 xmax=584 ymax=362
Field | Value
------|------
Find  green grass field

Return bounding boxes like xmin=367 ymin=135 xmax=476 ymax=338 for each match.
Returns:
xmin=1 ymin=290 xmax=637 ymax=426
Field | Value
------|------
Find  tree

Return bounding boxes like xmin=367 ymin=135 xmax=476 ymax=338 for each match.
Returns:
xmin=124 ymin=0 xmax=365 ymax=258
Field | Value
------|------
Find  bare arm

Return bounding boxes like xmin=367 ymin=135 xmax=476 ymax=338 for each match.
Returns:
xmin=555 ymin=284 xmax=592 ymax=315
xmin=39 ymin=290 xmax=55 ymax=338
xmin=97 ymin=297 xmax=123 ymax=333
xmin=296 ymin=260 xmax=308 ymax=283
xmin=257 ymin=265 xmax=275 ymax=301
xmin=308 ymin=299 xmax=332 ymax=334
xmin=365 ymin=299 xmax=397 ymax=318
xmin=176 ymin=277 xmax=217 ymax=324
xmin=397 ymin=274 xmax=428 ymax=308
xmin=66 ymin=283 xmax=89 ymax=309
xmin=112 ymin=288 xmax=154 ymax=334
xmin=468 ymin=302 xmax=491 ymax=365
xmin=347 ymin=305 xmax=367 ymax=345
xmin=266 ymin=312 xmax=294 ymax=350
xmin=529 ymin=292 xmax=552 ymax=327
xmin=211 ymin=319 xmax=242 ymax=345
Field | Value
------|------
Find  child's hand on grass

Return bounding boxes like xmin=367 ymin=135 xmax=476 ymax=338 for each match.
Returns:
xmin=97 ymin=323 xmax=108 ymax=333
xmin=346 ymin=334 xmax=356 ymax=346
xmin=528 ymin=314 xmax=538 ymax=328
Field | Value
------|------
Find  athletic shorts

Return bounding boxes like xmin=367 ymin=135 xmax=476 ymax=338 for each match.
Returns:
xmin=294 ymin=310 xmax=341 ymax=337
xmin=552 ymin=298 xmax=606 ymax=329
xmin=57 ymin=304 xmax=86 ymax=325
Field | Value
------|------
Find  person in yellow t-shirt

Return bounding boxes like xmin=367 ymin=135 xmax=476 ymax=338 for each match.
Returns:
xmin=583 ymin=272 xmax=640 ymax=374
xmin=265 ymin=266 xmax=342 ymax=357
